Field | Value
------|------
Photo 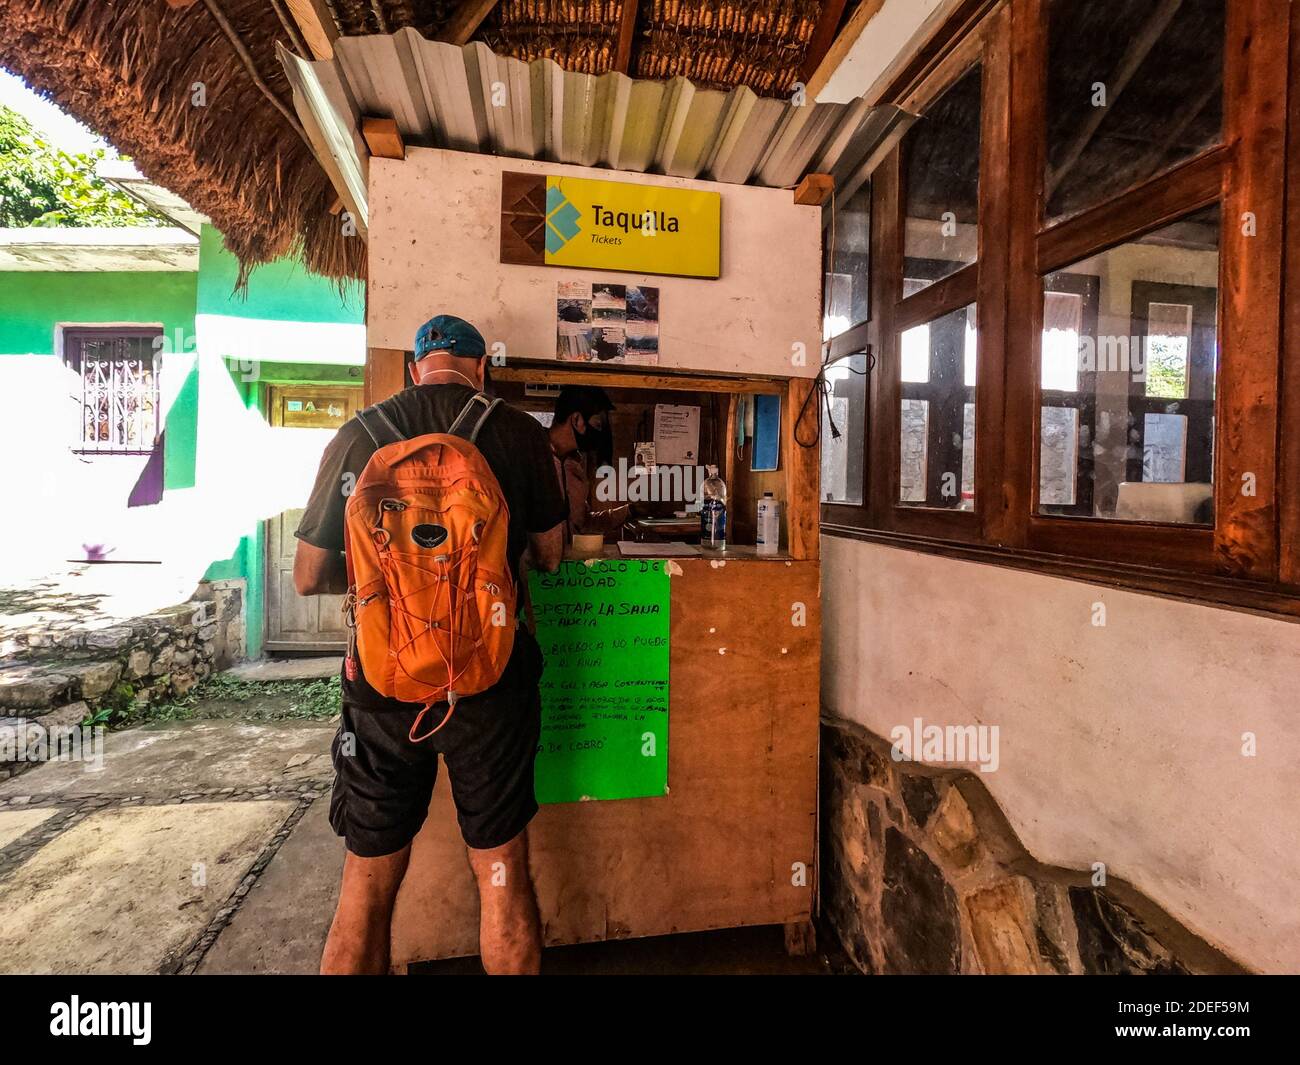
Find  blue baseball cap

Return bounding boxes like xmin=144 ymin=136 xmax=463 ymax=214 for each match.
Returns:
xmin=413 ymin=315 xmax=486 ymax=360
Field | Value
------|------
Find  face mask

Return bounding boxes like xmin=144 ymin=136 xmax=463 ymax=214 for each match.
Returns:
xmin=574 ymin=417 xmax=613 ymax=466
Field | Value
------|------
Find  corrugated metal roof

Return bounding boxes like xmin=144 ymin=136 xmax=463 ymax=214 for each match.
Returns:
xmin=0 ymin=227 xmax=198 ymax=272
xmin=96 ymin=160 xmax=209 ymax=236
xmin=280 ymin=29 xmax=910 ymax=224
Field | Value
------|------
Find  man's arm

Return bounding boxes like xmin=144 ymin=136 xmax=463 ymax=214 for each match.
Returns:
xmin=526 ymin=522 xmax=565 ymax=574
xmin=294 ymin=541 xmax=348 ymax=596
xmin=293 ymin=420 xmax=370 ymax=597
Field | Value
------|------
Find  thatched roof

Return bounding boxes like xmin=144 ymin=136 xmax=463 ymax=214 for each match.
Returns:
xmin=0 ymin=2 xmax=858 ymax=281
xmin=0 ymin=0 xmax=364 ymax=281
xmin=338 ymin=2 xmax=852 ymax=94
xmin=484 ymin=1 xmax=834 ymax=95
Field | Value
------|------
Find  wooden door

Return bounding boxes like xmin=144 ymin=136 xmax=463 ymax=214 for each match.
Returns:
xmin=264 ymin=385 xmax=362 ymax=652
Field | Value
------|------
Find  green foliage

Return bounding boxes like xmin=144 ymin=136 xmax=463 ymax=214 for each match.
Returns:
xmin=81 ymin=681 xmax=140 ymax=729
xmin=114 ymin=673 xmax=342 ymax=729
xmin=1144 ymin=337 xmax=1188 ymax=400
xmin=82 ymin=705 xmax=116 ymax=729
xmin=0 ymin=105 xmax=161 ymax=228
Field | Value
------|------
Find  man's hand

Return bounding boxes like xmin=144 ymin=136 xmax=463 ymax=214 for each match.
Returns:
xmin=526 ymin=522 xmax=565 ymax=574
xmin=294 ymin=540 xmax=349 ymax=596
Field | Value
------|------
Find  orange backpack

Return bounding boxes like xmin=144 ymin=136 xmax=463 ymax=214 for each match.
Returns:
xmin=343 ymin=393 xmax=516 ymax=741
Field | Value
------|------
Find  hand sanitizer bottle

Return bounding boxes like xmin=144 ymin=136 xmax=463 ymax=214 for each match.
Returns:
xmin=756 ymin=492 xmax=780 ymax=555
xmin=700 ymin=465 xmax=727 ymax=551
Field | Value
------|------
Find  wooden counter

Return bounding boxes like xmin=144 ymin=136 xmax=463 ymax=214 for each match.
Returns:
xmin=388 ymin=553 xmax=821 ymax=966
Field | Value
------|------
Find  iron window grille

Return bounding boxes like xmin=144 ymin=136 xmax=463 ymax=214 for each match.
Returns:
xmin=63 ymin=328 xmax=163 ymax=456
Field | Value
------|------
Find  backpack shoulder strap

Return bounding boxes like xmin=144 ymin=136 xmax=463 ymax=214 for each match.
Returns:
xmin=355 ymin=404 xmax=405 ymax=448
xmin=447 ymin=391 xmax=503 ymax=444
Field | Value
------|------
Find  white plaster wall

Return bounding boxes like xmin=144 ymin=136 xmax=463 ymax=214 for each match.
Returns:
xmin=367 ymin=148 xmax=823 ymax=379
xmin=821 ymin=535 xmax=1300 ymax=973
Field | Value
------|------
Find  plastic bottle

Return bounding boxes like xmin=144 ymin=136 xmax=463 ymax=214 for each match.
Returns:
xmin=756 ymin=492 xmax=780 ymax=555
xmin=700 ymin=465 xmax=727 ymax=550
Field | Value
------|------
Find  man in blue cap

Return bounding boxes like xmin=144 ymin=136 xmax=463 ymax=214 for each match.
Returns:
xmin=294 ymin=314 xmax=567 ymax=975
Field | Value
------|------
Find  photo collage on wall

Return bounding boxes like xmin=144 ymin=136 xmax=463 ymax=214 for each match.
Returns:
xmin=556 ymin=281 xmax=660 ymax=364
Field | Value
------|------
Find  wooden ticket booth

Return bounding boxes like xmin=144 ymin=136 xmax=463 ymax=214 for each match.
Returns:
xmin=360 ymin=147 xmax=825 ymax=968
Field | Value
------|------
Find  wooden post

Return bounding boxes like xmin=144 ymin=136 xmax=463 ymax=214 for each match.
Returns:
xmin=723 ymin=393 xmax=739 ymax=501
xmin=366 ymin=348 xmax=406 ymax=406
xmin=784 ymin=377 xmax=821 ymax=561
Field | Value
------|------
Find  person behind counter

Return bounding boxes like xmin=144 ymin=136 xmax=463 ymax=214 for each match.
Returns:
xmin=548 ymin=385 xmax=632 ymax=541
xmin=293 ymin=314 xmax=567 ymax=976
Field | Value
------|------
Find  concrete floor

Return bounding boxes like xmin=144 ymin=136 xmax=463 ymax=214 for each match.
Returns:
xmin=224 ymin=657 xmax=342 ymax=682
xmin=0 ymin=716 xmax=336 ymax=974
xmin=0 ymin=807 xmax=55 ymax=850
xmin=0 ymin=716 xmax=851 ymax=976
xmin=0 ymin=718 xmax=335 ymax=800
xmin=197 ymin=799 xmax=341 ymax=975
xmin=0 ymin=801 xmax=293 ymax=974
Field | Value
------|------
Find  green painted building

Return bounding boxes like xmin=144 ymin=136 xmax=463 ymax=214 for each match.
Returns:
xmin=0 ymin=222 xmax=364 ymax=657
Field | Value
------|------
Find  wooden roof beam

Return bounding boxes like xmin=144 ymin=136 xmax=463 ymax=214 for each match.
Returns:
xmin=284 ymin=0 xmax=340 ymax=60
xmin=803 ymin=0 xmax=886 ymax=100
xmin=799 ymin=0 xmax=849 ymax=85
xmin=1046 ymin=0 xmax=1183 ymax=197
xmin=614 ymin=0 xmax=640 ymax=74
xmin=1129 ymin=73 xmax=1222 ymax=183
xmin=440 ymin=1 xmax=501 ymax=46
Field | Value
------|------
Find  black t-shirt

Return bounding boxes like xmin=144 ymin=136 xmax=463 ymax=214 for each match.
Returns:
xmin=297 ymin=383 xmax=567 ymax=712
xmin=296 ymin=383 xmax=567 ymax=576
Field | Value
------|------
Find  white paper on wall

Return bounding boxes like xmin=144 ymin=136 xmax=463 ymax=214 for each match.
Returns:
xmin=654 ymin=404 xmax=701 ymax=466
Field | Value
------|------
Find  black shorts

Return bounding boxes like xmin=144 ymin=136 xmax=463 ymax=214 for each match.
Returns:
xmin=328 ymin=631 xmax=544 ymax=856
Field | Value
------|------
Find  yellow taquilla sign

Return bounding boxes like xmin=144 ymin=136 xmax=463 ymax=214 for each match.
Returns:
xmin=543 ymin=175 xmax=721 ymax=279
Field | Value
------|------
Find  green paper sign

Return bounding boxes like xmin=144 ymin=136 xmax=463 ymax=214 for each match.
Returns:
xmin=529 ymin=559 xmax=670 ymax=803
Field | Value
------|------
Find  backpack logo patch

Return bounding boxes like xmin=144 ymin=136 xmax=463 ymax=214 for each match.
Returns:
xmin=411 ymin=523 xmax=449 ymax=549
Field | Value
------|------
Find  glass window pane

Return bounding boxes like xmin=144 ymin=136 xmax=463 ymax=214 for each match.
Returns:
xmin=899 ymin=302 xmax=977 ymax=510
xmin=902 ymin=66 xmax=981 ymax=293
xmin=1042 ymin=291 xmax=1083 ymax=391
xmin=1045 ymin=0 xmax=1225 ymax=223
xmin=823 ymin=185 xmax=870 ymax=340
xmin=1144 ymin=302 xmax=1192 ymax=398
xmin=821 ymin=352 xmax=868 ymax=505
xmin=1040 ymin=407 xmax=1081 ymax=506
xmin=1037 ymin=204 xmax=1220 ymax=524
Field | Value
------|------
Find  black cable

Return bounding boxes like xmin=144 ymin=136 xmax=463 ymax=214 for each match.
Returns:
xmin=794 ymin=346 xmax=875 ymax=450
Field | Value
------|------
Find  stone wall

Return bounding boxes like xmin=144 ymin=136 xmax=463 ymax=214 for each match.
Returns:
xmin=0 ymin=580 xmax=245 ymax=782
xmin=820 ymin=716 xmax=1246 ymax=975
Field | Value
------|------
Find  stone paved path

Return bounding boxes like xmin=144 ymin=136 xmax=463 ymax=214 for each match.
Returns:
xmin=0 ymin=719 xmax=849 ymax=976
xmin=0 ymin=718 xmax=341 ymax=975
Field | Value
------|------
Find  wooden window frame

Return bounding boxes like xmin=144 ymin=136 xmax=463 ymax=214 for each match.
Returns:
xmin=823 ymin=0 xmax=1300 ymax=618
xmin=819 ymin=180 xmax=873 ymax=515
xmin=828 ymin=2 xmax=1012 ymax=543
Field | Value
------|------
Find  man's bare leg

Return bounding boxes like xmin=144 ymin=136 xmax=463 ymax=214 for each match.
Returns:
xmin=320 ymin=846 xmax=410 ymax=975
xmin=466 ymin=829 xmax=542 ymax=975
